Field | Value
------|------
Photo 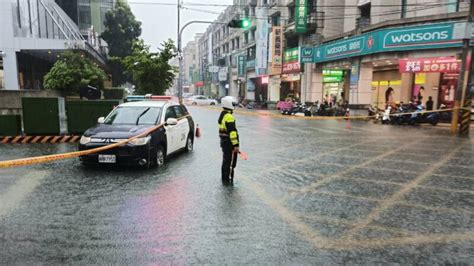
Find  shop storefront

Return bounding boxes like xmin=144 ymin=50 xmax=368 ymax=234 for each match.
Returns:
xmin=322 ymin=70 xmax=345 ymax=105
xmin=399 ymin=57 xmax=460 ymax=109
xmin=300 ymin=20 xmax=472 ymax=107
xmin=282 ymin=47 xmax=301 ymax=101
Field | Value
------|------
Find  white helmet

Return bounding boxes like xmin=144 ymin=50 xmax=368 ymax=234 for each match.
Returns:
xmin=221 ymin=96 xmax=235 ymax=110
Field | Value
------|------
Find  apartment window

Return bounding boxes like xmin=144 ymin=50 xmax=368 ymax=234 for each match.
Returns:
xmin=357 ymin=3 xmax=371 ymax=28
xmin=288 ymin=5 xmax=295 ymax=23
xmin=401 ymin=0 xmax=407 ymax=18
xmin=250 ymin=29 xmax=256 ymax=42
xmin=236 ymin=37 xmax=240 ymax=49
xmin=359 ymin=3 xmax=371 ymax=19
xmin=447 ymin=0 xmax=459 ymax=12
xmin=271 ymin=14 xmax=281 ymax=26
xmin=78 ymin=5 xmax=92 ymax=31
xmin=247 ymin=45 xmax=256 ymax=60
xmin=308 ymin=0 xmax=317 ymax=13
xmin=251 ymin=7 xmax=256 ymax=17
xmin=244 ymin=32 xmax=249 ymax=44
xmin=244 ymin=7 xmax=249 ymax=17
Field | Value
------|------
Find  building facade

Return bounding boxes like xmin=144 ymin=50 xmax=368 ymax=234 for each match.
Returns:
xmin=0 ymin=0 xmax=106 ymax=91
xmin=301 ymin=0 xmax=470 ymax=111
xmin=184 ymin=0 xmax=471 ymax=110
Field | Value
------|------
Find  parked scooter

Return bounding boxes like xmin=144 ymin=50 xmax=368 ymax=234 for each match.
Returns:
xmin=382 ymin=106 xmax=392 ymax=124
xmin=367 ymin=105 xmax=382 ymax=123
xmin=411 ymin=104 xmax=440 ymax=126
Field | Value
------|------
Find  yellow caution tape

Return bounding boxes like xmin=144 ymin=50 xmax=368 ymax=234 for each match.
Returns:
xmin=0 ymin=114 xmax=192 ymax=169
xmin=0 ymin=124 xmax=162 ymax=169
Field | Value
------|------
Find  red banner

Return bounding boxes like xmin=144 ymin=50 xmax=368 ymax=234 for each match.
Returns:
xmin=399 ymin=57 xmax=461 ymax=73
xmin=194 ymin=81 xmax=204 ymax=87
xmin=282 ymin=62 xmax=300 ymax=74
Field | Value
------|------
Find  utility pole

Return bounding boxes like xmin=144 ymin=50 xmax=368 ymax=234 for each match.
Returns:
xmin=177 ymin=0 xmax=182 ymax=103
xmin=452 ymin=1 xmax=474 ymax=135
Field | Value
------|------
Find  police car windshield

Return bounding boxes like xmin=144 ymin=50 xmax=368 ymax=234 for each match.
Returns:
xmin=104 ymin=107 xmax=161 ymax=125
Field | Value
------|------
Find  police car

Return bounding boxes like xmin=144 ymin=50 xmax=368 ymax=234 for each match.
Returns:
xmin=79 ymin=95 xmax=195 ymax=168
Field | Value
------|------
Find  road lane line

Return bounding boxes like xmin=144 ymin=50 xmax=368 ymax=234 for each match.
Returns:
xmin=287 ymin=136 xmax=429 ymax=197
xmin=343 ymin=144 xmax=464 ymax=239
xmin=0 ymin=170 xmax=49 ymax=217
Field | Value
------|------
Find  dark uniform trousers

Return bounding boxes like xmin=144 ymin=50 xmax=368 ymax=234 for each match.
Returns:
xmin=221 ymin=139 xmax=238 ymax=181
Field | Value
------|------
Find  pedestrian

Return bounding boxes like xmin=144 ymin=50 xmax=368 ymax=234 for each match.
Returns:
xmin=418 ymin=86 xmax=425 ymax=103
xmin=426 ymin=96 xmax=434 ymax=111
xmin=218 ymin=96 xmax=239 ymax=183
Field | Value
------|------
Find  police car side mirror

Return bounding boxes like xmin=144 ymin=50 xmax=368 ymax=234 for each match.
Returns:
xmin=97 ymin=117 xmax=105 ymax=124
xmin=166 ymin=118 xmax=178 ymax=126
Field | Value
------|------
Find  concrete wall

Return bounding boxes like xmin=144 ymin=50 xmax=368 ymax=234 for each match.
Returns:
xmin=0 ymin=90 xmax=64 ymax=115
xmin=320 ymin=0 xmax=345 ymax=38
xmin=343 ymin=0 xmax=357 ymax=33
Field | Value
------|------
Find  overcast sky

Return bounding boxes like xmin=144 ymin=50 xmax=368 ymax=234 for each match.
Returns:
xmin=129 ymin=0 xmax=233 ymax=50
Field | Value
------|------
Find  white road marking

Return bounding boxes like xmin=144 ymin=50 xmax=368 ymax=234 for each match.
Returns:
xmin=0 ymin=170 xmax=49 ymax=217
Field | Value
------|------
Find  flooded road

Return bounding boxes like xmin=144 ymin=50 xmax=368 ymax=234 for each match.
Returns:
xmin=1 ymin=107 xmax=473 ymax=264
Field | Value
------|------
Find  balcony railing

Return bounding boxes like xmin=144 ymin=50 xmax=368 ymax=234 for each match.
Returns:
xmin=13 ymin=0 xmax=84 ymax=42
xmin=356 ymin=17 xmax=371 ymax=29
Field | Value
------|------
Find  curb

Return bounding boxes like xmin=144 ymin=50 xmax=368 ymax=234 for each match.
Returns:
xmin=0 ymin=135 xmax=80 ymax=144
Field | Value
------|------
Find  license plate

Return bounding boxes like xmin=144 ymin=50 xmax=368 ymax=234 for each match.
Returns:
xmin=98 ymin=154 xmax=116 ymax=163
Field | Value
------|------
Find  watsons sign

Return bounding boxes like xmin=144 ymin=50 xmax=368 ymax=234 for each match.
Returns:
xmin=307 ymin=22 xmax=466 ymax=64
xmin=325 ymin=37 xmax=365 ymax=58
xmin=383 ymin=25 xmax=453 ymax=48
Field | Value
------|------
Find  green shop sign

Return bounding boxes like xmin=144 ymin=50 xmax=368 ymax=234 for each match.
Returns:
xmin=323 ymin=76 xmax=343 ymax=83
xmin=284 ymin=47 xmax=300 ymax=63
xmin=306 ymin=22 xmax=467 ymax=64
xmin=300 ymin=47 xmax=314 ymax=63
xmin=295 ymin=0 xmax=308 ymax=34
xmin=323 ymin=70 xmax=344 ymax=76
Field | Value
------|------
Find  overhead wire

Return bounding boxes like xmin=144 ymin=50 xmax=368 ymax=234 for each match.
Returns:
xmin=109 ymin=0 xmax=468 ymax=8
xmin=180 ymin=3 xmax=456 ymax=22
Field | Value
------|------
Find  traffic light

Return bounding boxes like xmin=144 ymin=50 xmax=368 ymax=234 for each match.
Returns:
xmin=228 ymin=19 xmax=252 ymax=29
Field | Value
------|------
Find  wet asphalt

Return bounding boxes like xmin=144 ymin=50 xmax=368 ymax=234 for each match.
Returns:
xmin=0 ymin=107 xmax=473 ymax=264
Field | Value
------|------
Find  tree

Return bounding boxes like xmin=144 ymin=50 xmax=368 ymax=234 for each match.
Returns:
xmin=44 ymin=51 xmax=107 ymax=94
xmin=122 ymin=39 xmax=178 ymax=95
xmin=101 ymin=0 xmax=142 ymax=86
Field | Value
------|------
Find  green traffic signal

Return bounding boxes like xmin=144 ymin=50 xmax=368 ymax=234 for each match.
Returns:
xmin=228 ymin=19 xmax=252 ymax=29
xmin=241 ymin=19 xmax=251 ymax=28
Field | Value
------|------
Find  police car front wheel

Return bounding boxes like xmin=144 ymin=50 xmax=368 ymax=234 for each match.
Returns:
xmin=185 ymin=135 xmax=193 ymax=152
xmin=155 ymin=146 xmax=165 ymax=167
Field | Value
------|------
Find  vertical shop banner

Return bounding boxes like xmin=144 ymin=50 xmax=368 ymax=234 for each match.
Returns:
xmin=218 ymin=67 xmax=228 ymax=82
xmin=350 ymin=60 xmax=360 ymax=90
xmin=399 ymin=57 xmax=461 ymax=73
xmin=283 ymin=47 xmax=301 ymax=73
xmin=238 ymin=55 xmax=246 ymax=77
xmin=256 ymin=6 xmax=269 ymax=76
xmin=295 ymin=0 xmax=308 ymax=34
xmin=247 ymin=79 xmax=255 ymax=92
xmin=269 ymin=26 xmax=283 ymax=74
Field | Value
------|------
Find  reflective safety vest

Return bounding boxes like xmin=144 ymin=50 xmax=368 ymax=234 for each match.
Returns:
xmin=218 ymin=110 xmax=239 ymax=147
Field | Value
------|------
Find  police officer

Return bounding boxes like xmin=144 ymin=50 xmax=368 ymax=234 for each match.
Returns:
xmin=218 ymin=96 xmax=239 ymax=182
